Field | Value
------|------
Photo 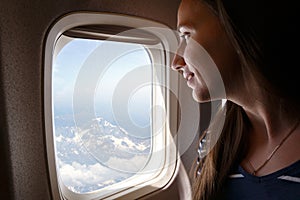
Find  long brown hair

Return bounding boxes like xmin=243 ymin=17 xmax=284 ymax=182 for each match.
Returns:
xmin=192 ymin=101 xmax=248 ymax=200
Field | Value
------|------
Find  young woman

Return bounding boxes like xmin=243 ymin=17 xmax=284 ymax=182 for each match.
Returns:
xmin=172 ymin=0 xmax=300 ymax=199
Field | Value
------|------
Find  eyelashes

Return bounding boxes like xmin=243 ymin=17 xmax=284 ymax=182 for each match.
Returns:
xmin=179 ymin=32 xmax=191 ymax=41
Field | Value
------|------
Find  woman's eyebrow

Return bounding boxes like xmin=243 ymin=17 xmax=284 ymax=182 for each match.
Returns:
xmin=177 ymin=23 xmax=193 ymax=33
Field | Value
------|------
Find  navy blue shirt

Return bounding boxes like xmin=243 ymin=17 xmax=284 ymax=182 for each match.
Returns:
xmin=221 ymin=160 xmax=300 ymax=200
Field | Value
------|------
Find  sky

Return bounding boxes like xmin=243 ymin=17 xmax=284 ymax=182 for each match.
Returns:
xmin=53 ymin=38 xmax=152 ymax=134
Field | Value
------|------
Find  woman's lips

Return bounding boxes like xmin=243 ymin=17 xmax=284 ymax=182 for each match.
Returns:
xmin=184 ymin=72 xmax=194 ymax=81
xmin=183 ymin=72 xmax=195 ymax=88
xmin=187 ymin=73 xmax=194 ymax=81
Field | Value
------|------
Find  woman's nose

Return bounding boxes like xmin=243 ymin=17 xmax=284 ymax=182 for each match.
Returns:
xmin=171 ymin=50 xmax=186 ymax=72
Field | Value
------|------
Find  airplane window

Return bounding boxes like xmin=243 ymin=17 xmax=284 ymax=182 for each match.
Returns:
xmin=52 ymin=37 xmax=152 ymax=194
xmin=45 ymin=13 xmax=178 ymax=200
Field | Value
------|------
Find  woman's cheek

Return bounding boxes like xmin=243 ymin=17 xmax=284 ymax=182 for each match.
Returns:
xmin=183 ymin=41 xmax=201 ymax=70
xmin=184 ymin=38 xmax=227 ymax=100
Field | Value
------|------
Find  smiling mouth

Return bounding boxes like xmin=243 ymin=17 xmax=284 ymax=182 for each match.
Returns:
xmin=186 ymin=73 xmax=194 ymax=81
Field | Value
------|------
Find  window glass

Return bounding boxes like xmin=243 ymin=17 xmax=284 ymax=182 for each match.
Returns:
xmin=53 ymin=37 xmax=152 ymax=194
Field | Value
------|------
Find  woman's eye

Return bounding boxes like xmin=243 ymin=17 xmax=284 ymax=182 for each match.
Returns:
xmin=180 ymin=33 xmax=190 ymax=41
xmin=184 ymin=34 xmax=190 ymax=40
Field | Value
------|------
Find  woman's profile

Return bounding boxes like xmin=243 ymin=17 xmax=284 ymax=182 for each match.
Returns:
xmin=172 ymin=0 xmax=300 ymax=199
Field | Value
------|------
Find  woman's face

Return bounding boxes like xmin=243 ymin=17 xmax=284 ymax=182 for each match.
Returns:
xmin=172 ymin=0 xmax=240 ymax=102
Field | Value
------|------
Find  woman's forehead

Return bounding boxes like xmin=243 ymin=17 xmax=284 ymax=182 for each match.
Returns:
xmin=177 ymin=0 xmax=216 ymax=31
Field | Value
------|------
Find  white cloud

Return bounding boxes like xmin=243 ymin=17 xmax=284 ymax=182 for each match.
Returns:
xmin=55 ymin=134 xmax=63 ymax=142
xmin=58 ymin=160 xmax=131 ymax=193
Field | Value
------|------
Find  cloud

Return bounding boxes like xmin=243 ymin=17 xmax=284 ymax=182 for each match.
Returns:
xmin=58 ymin=159 xmax=130 ymax=193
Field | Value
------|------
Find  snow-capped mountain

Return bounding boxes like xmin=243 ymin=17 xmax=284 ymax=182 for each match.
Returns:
xmin=54 ymin=115 xmax=151 ymax=193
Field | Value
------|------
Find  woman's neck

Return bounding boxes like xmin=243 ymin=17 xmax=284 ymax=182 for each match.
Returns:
xmin=232 ymin=90 xmax=300 ymax=176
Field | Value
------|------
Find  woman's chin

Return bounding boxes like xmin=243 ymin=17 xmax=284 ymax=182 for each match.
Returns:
xmin=192 ymin=90 xmax=211 ymax=103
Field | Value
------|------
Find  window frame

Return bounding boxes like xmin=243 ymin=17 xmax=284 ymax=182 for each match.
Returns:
xmin=44 ymin=12 xmax=179 ymax=200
